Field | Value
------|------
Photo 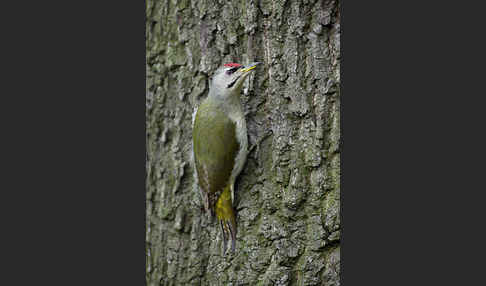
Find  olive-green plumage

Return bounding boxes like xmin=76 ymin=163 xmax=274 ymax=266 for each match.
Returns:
xmin=193 ymin=97 xmax=240 ymax=206
xmin=193 ymin=97 xmax=239 ymax=253
xmin=192 ymin=62 xmax=261 ymax=254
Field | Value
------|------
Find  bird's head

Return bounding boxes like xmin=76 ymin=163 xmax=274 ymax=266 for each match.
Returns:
xmin=209 ymin=62 xmax=262 ymax=97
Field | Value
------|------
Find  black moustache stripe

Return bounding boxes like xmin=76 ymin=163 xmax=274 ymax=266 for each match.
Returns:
xmin=227 ymin=75 xmax=240 ymax=88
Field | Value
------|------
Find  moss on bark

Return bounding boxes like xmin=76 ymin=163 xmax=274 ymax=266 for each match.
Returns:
xmin=146 ymin=0 xmax=340 ymax=285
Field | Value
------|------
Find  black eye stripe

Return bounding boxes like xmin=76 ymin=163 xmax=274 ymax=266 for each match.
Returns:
xmin=226 ymin=67 xmax=239 ymax=75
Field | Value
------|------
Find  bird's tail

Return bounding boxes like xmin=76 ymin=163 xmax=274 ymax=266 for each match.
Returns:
xmin=215 ymin=185 xmax=237 ymax=253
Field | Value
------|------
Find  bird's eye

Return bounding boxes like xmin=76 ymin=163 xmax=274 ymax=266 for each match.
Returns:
xmin=226 ymin=67 xmax=238 ymax=75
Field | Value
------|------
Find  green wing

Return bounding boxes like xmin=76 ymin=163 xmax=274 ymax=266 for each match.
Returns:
xmin=193 ymin=100 xmax=240 ymax=212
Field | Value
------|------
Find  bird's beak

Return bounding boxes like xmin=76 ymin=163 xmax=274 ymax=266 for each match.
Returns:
xmin=240 ymin=62 xmax=262 ymax=73
xmin=227 ymin=62 xmax=262 ymax=90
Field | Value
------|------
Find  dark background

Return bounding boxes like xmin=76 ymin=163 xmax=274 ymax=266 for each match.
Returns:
xmin=0 ymin=0 xmax=484 ymax=285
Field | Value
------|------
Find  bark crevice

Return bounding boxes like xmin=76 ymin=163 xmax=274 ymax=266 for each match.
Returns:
xmin=146 ymin=1 xmax=340 ymax=285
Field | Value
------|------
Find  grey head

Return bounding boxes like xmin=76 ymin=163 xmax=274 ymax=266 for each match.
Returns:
xmin=209 ymin=62 xmax=262 ymax=98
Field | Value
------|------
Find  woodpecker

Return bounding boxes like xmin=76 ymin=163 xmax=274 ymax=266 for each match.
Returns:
xmin=192 ymin=62 xmax=261 ymax=253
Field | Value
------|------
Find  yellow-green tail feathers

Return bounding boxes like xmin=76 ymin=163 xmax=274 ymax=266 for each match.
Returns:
xmin=215 ymin=186 xmax=237 ymax=253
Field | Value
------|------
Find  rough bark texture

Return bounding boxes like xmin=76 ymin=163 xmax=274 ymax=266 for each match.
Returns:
xmin=146 ymin=0 xmax=340 ymax=285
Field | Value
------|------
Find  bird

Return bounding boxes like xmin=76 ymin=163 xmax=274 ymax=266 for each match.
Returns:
xmin=192 ymin=62 xmax=261 ymax=253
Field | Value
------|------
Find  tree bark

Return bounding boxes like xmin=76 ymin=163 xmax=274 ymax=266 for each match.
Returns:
xmin=146 ymin=0 xmax=340 ymax=285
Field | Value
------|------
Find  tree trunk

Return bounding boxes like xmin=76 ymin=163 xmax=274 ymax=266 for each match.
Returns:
xmin=146 ymin=0 xmax=340 ymax=285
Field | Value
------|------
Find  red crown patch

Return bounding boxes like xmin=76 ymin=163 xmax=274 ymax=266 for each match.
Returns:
xmin=224 ymin=63 xmax=242 ymax=67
